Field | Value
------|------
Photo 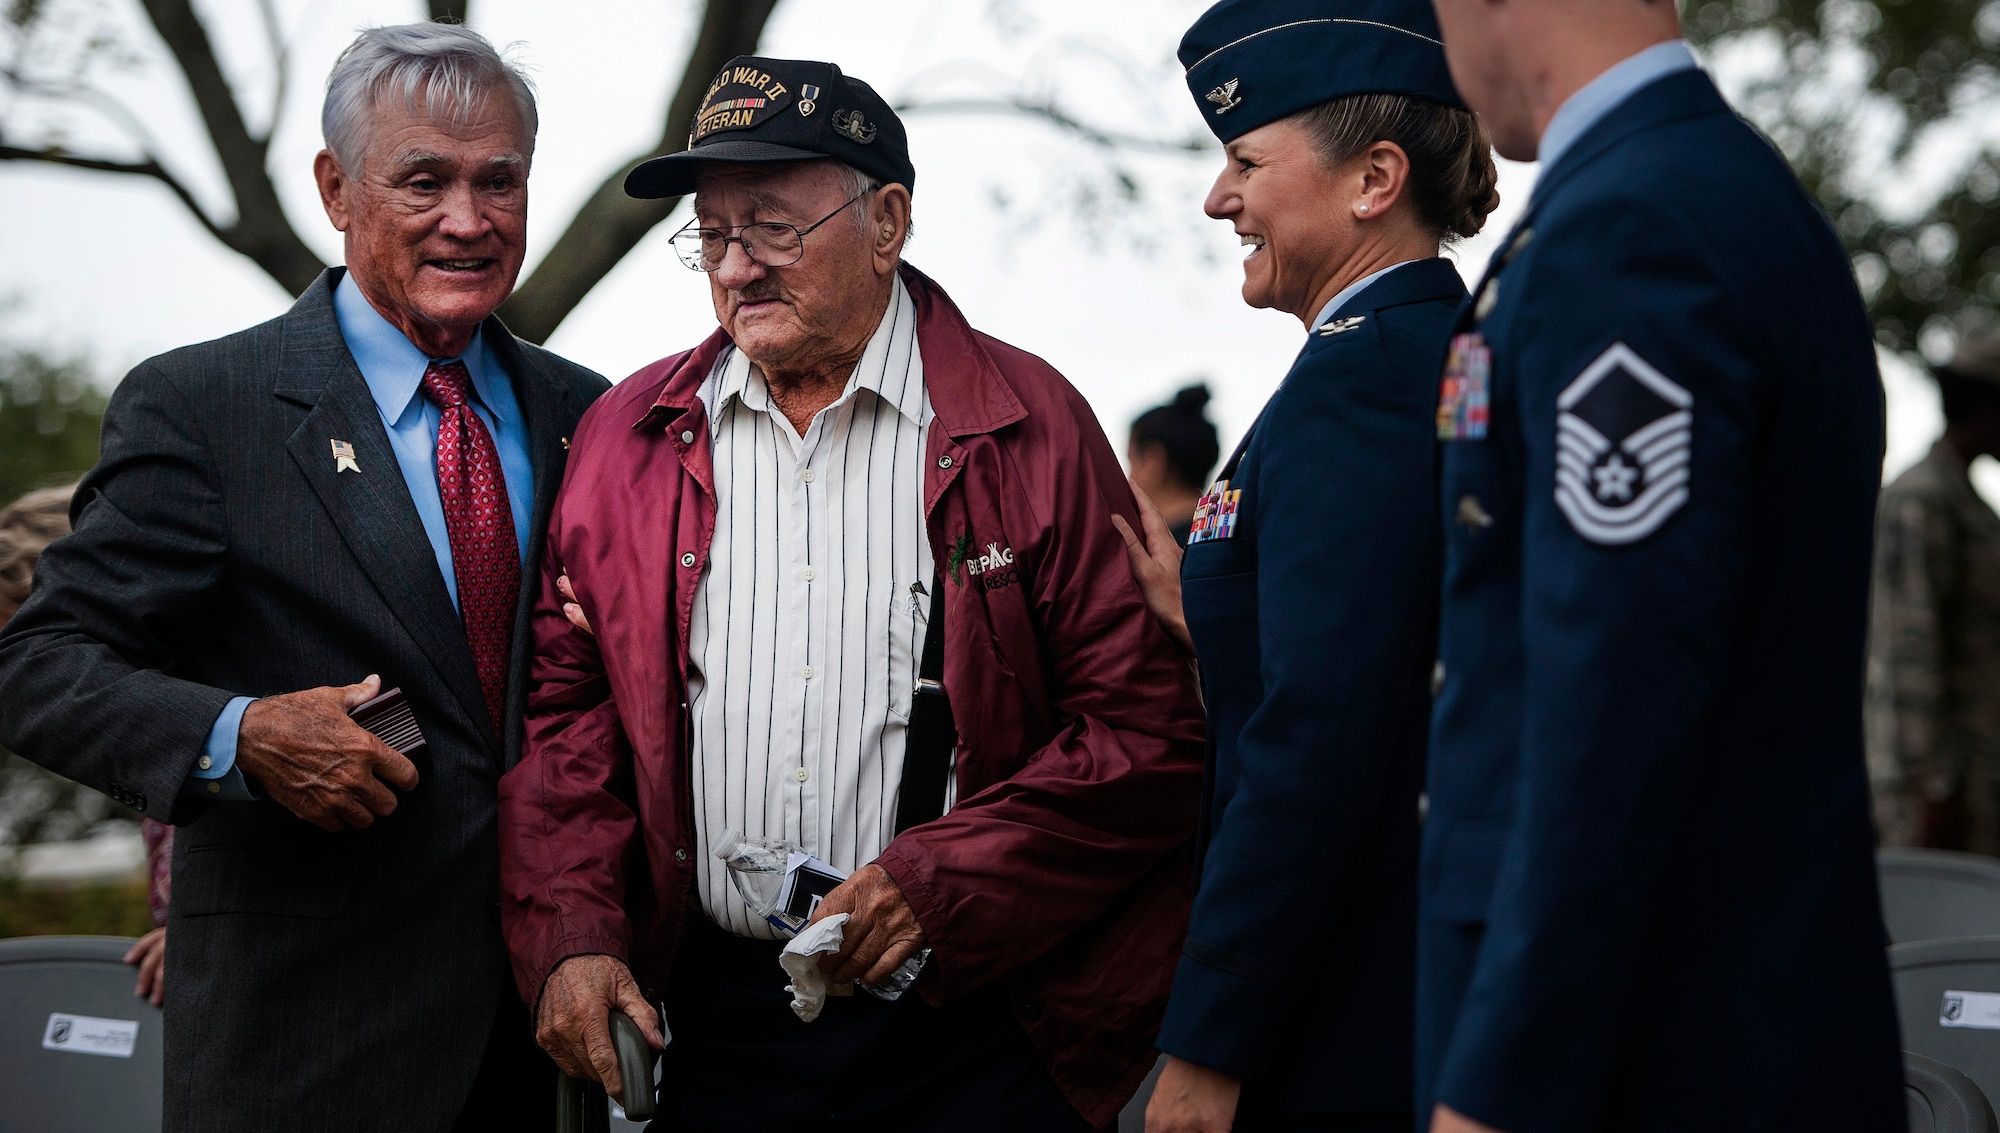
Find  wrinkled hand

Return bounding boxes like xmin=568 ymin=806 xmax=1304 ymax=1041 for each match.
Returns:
xmin=557 ymin=572 xmax=593 ymax=637
xmin=1431 ymin=1104 xmax=1504 ymax=1133
xmin=810 ymin=863 xmax=927 ymax=987
xmin=234 ymin=675 xmax=419 ymax=832
xmin=1145 ymin=1056 xmax=1241 ymax=1133
xmin=1110 ymin=482 xmax=1192 ymax=654
xmin=536 ymin=954 xmax=664 ymax=1107
xmin=124 ymin=927 xmax=166 ymax=1007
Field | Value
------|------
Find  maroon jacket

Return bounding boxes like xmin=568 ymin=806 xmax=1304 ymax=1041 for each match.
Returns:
xmin=498 ymin=266 xmax=1204 ymax=1126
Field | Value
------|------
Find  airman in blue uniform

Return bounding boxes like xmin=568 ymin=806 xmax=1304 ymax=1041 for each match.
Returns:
xmin=1117 ymin=2 xmax=1498 ymax=1129
xmin=1417 ymin=1 xmax=1906 ymax=1130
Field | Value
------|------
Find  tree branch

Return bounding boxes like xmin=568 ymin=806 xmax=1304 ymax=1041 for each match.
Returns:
xmin=137 ymin=0 xmax=324 ymax=293
xmin=499 ymin=0 xmax=780 ymax=343
xmin=894 ymin=96 xmax=1213 ymax=154
xmin=0 ymin=142 xmax=232 ymax=246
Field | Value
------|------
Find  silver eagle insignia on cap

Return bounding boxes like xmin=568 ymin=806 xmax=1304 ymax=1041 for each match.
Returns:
xmin=1206 ymin=79 xmax=1243 ymax=115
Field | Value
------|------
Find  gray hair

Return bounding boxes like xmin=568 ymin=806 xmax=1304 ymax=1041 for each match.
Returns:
xmin=321 ymin=24 xmax=538 ymax=173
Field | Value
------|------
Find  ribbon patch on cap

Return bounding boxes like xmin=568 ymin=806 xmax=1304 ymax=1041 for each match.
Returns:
xmin=1553 ymin=342 xmax=1691 ymax=546
xmin=694 ymin=65 xmax=793 ymax=142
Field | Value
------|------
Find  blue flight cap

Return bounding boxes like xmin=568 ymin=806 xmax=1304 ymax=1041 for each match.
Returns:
xmin=1179 ymin=0 xmax=1465 ymax=144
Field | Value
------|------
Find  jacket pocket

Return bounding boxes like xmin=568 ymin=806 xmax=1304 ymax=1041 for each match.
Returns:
xmin=174 ymin=844 xmax=353 ymax=919
xmin=1424 ymin=817 xmax=1508 ymax=924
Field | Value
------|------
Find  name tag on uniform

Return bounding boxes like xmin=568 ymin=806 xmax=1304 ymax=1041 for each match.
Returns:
xmin=1187 ymin=479 xmax=1243 ymax=545
xmin=1437 ymin=333 xmax=1491 ymax=441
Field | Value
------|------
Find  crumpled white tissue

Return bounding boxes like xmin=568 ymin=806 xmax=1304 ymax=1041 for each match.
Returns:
xmin=779 ymin=913 xmax=848 ymax=1022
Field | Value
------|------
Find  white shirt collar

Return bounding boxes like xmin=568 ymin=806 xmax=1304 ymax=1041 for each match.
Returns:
xmin=1536 ymin=40 xmax=1700 ymax=173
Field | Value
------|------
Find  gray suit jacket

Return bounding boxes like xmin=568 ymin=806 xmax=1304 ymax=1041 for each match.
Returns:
xmin=0 ymin=270 xmax=608 ymax=1131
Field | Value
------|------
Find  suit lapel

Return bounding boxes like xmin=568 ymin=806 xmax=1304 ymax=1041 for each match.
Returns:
xmin=272 ymin=274 xmax=495 ymax=748
xmin=488 ymin=323 xmax=572 ymax=768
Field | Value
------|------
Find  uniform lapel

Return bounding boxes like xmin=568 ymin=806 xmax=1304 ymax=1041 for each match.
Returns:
xmin=272 ymin=273 xmax=495 ymax=747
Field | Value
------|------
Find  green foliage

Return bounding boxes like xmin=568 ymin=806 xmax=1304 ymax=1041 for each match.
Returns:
xmin=1691 ymin=0 xmax=2000 ymax=355
xmin=0 ymin=348 xmax=104 ymax=504
xmin=0 ymin=874 xmax=150 ymax=939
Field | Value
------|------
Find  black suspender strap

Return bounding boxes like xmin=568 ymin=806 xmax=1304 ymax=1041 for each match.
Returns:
xmin=895 ymin=574 xmax=956 ymax=834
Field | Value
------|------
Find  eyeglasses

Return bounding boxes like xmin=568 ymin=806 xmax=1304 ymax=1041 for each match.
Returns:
xmin=670 ymin=186 xmax=878 ymax=272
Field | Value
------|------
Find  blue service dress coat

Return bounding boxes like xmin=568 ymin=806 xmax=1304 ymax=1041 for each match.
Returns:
xmin=1155 ymin=257 xmax=1465 ymax=1119
xmin=1419 ymin=68 xmax=1906 ymax=1131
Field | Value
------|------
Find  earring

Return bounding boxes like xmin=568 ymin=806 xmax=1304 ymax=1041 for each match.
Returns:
xmin=1359 ymin=204 xmax=1370 ymax=214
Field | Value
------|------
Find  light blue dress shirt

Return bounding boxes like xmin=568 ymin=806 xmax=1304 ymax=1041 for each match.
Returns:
xmin=187 ymin=271 xmax=532 ymax=800
xmin=1535 ymin=40 xmax=1699 ymax=174
xmin=1310 ymin=259 xmax=1421 ymax=333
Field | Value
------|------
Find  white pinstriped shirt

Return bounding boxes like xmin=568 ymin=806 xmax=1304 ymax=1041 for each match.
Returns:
xmin=689 ymin=275 xmax=936 ymax=937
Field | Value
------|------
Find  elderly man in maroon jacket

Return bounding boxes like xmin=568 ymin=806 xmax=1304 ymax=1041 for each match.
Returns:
xmin=498 ymin=57 xmax=1204 ymax=1132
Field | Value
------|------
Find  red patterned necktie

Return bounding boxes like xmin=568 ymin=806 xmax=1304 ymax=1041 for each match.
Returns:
xmin=422 ymin=359 xmax=519 ymax=731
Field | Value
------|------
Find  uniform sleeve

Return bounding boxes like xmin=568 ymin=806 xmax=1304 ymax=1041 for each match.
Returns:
xmin=0 ymin=362 xmax=239 ymax=823
xmin=1434 ymin=201 xmax=1797 ymax=1128
xmin=1865 ymin=487 xmax=1958 ymax=845
xmin=872 ymin=380 xmax=1206 ymax=1000
xmin=1153 ymin=340 xmax=1439 ymax=1077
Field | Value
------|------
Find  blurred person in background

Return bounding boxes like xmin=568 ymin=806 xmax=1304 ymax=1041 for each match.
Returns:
xmin=1868 ymin=328 xmax=2000 ymax=851
xmin=0 ymin=483 xmax=172 ymax=1006
xmin=1114 ymin=0 xmax=1496 ymax=1129
xmin=1129 ymin=384 xmax=1221 ymax=546
xmin=0 ymin=24 xmax=607 ymax=1132
xmin=504 ymin=55 xmax=1204 ymax=1132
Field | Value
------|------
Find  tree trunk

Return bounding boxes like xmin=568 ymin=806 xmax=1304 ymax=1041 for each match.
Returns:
xmin=498 ymin=0 xmax=780 ymax=343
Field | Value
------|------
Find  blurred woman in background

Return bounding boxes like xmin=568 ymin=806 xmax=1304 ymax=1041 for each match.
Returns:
xmin=1114 ymin=0 xmax=1499 ymax=1129
xmin=1129 ymin=384 xmax=1222 ymax=547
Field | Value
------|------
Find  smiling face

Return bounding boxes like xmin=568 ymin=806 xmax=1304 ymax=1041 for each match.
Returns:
xmin=314 ymin=91 xmax=530 ymax=357
xmin=694 ymin=161 xmax=906 ymax=382
xmin=1205 ymin=119 xmax=1366 ymax=321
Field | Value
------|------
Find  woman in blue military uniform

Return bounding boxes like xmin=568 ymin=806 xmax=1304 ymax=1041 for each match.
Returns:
xmin=1114 ymin=2 xmax=1498 ymax=1130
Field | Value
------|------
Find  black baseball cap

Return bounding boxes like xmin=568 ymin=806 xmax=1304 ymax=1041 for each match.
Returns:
xmin=625 ymin=56 xmax=915 ymax=199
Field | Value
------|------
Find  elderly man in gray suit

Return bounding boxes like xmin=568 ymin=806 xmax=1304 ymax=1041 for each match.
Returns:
xmin=0 ymin=24 xmax=606 ymax=1131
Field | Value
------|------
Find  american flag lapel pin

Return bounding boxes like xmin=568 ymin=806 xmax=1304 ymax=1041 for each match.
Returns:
xmin=331 ymin=439 xmax=360 ymax=473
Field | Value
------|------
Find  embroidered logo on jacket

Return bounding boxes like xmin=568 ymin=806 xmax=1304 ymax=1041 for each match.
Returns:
xmin=1553 ymin=342 xmax=1692 ymax=546
xmin=947 ymin=533 xmax=1017 ymax=590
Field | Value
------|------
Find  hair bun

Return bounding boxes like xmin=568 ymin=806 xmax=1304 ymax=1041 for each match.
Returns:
xmin=1171 ymin=383 xmax=1212 ymax=413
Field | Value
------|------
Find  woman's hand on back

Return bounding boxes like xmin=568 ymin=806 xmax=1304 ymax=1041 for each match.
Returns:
xmin=1112 ymin=481 xmax=1193 ymax=655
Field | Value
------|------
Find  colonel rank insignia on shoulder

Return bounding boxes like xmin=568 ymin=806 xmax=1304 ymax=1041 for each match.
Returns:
xmin=1554 ymin=342 xmax=1692 ymax=545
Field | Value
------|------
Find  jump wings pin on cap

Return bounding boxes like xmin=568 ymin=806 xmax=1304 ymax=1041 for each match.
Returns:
xmin=331 ymin=439 xmax=360 ymax=474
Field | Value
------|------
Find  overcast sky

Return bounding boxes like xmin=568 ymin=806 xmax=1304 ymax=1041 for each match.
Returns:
xmin=0 ymin=0 xmax=1987 ymax=498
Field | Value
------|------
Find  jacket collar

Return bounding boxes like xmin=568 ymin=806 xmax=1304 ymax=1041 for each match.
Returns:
xmin=1529 ymin=67 xmax=1728 ymax=212
xmin=1342 ymin=256 xmax=1468 ymax=314
xmin=637 ymin=262 xmax=1027 ymax=440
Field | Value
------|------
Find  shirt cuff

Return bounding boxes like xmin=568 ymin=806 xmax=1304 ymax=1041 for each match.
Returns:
xmin=183 ymin=696 xmax=257 ymax=801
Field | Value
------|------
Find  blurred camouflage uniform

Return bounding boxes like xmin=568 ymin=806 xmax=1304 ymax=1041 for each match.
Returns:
xmin=1867 ymin=340 xmax=2000 ymax=850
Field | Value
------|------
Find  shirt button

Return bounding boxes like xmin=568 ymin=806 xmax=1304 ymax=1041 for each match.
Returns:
xmin=802 ymin=568 xmax=815 ymax=582
xmin=794 ymin=767 xmax=810 ymax=783
xmin=680 ymin=430 xmax=695 ymax=444
xmin=206 ymin=781 xmax=221 ymax=795
xmin=674 ymin=848 xmax=688 ymax=863
xmin=198 ymin=755 xmax=213 ymax=771
xmin=802 ymin=665 xmax=814 ymax=680
xmin=681 ymin=552 xmax=697 ymax=568
xmin=937 ymin=455 xmax=954 ymax=469
xmin=802 ymin=468 xmax=816 ymax=483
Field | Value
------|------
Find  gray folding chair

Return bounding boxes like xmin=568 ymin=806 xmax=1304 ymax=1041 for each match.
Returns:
xmin=0 ymin=935 xmax=161 ymax=1133
xmin=1881 ymin=850 xmax=2000 ymax=945
xmin=1894 ymin=937 xmax=2000 ymax=1110
xmin=1907 ymin=1050 xmax=1999 ymax=1133
xmin=555 ymin=1009 xmax=658 ymax=1133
